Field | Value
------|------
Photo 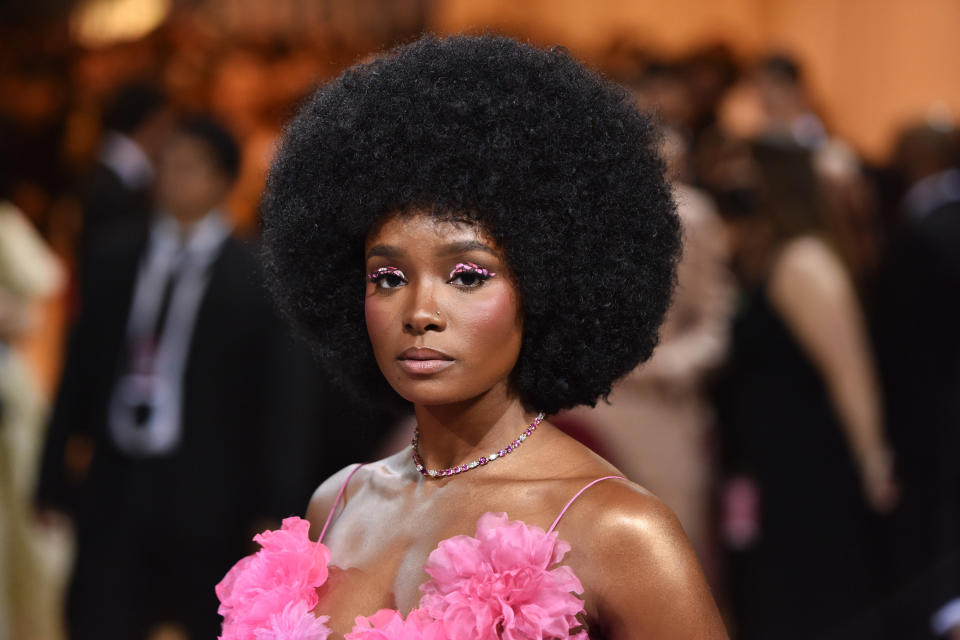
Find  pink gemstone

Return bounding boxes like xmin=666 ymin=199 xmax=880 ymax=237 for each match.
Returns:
xmin=525 ymin=428 xmax=532 ymax=435
xmin=479 ymin=457 xmax=487 ymax=465
xmin=498 ymin=449 xmax=506 ymax=456
xmin=454 ymin=467 xmax=461 ymax=474
xmin=513 ymin=440 xmax=520 ymax=447
xmin=460 ymin=464 xmax=468 ymax=472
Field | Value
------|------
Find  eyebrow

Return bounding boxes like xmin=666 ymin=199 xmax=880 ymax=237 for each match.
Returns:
xmin=437 ymin=240 xmax=499 ymax=258
xmin=366 ymin=240 xmax=499 ymax=260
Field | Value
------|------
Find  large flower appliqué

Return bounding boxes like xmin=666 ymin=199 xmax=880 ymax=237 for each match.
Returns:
xmin=345 ymin=609 xmax=447 ymax=640
xmin=418 ymin=512 xmax=587 ymax=640
xmin=216 ymin=517 xmax=332 ymax=640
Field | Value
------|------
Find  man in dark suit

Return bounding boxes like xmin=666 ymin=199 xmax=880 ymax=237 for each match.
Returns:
xmin=78 ymin=83 xmax=171 ymax=253
xmin=36 ymin=117 xmax=333 ymax=639
xmin=872 ymin=123 xmax=960 ymax=639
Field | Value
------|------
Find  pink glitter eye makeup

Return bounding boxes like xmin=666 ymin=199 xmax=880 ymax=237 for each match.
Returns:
xmin=448 ymin=262 xmax=496 ymax=286
xmin=367 ymin=266 xmax=406 ymax=287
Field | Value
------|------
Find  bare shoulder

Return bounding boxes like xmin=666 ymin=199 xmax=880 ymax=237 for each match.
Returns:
xmin=304 ymin=463 xmax=366 ymax=539
xmin=557 ymin=478 xmax=728 ymax=639
xmin=768 ymin=234 xmax=859 ymax=325
xmin=770 ymin=235 xmax=848 ymax=297
xmin=304 ymin=449 xmax=413 ymax=539
xmin=557 ymin=477 xmax=691 ymax=568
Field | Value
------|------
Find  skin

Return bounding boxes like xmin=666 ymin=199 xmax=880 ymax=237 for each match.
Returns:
xmin=729 ymin=227 xmax=898 ymax=513
xmin=154 ymin=132 xmax=231 ymax=234
xmin=767 ymin=235 xmax=898 ymax=511
xmin=306 ymin=212 xmax=728 ymax=639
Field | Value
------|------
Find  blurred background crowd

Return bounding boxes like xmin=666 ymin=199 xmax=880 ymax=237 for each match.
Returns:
xmin=0 ymin=0 xmax=957 ymax=639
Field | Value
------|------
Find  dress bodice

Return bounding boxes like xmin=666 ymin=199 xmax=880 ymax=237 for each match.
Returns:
xmin=216 ymin=468 xmax=623 ymax=640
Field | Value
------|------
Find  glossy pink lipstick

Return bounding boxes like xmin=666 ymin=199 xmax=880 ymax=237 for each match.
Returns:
xmin=397 ymin=347 xmax=455 ymax=374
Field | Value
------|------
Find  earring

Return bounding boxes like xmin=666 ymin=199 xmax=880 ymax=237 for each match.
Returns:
xmin=435 ymin=311 xmax=441 ymax=317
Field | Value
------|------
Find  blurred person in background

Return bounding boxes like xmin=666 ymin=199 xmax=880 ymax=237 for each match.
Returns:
xmin=566 ymin=126 xmax=734 ymax=570
xmin=34 ymin=116 xmax=331 ymax=640
xmin=681 ymin=43 xmax=741 ymax=141
xmin=78 ymin=82 xmax=172 ymax=254
xmin=713 ymin=138 xmax=898 ymax=639
xmin=751 ymin=53 xmax=828 ymax=149
xmin=872 ymin=121 xmax=960 ymax=639
xmin=632 ymin=60 xmax=697 ymax=137
xmin=714 ymin=52 xmax=882 ymax=286
xmin=0 ymin=167 xmax=65 ymax=640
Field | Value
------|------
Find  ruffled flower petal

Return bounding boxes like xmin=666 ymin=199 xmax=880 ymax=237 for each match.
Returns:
xmin=418 ymin=513 xmax=585 ymax=640
xmin=217 ymin=517 xmax=332 ymax=640
xmin=346 ymin=608 xmax=445 ymax=640
xmin=254 ymin=601 xmax=331 ymax=640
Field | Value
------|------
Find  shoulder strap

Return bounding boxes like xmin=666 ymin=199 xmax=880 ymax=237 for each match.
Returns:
xmin=547 ymin=475 xmax=626 ymax=534
xmin=318 ymin=463 xmax=365 ymax=543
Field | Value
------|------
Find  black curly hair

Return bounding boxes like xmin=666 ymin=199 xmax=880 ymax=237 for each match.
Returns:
xmin=261 ymin=34 xmax=681 ymax=415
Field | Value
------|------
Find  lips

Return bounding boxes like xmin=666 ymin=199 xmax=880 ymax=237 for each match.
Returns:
xmin=397 ymin=347 xmax=455 ymax=374
xmin=399 ymin=347 xmax=454 ymax=361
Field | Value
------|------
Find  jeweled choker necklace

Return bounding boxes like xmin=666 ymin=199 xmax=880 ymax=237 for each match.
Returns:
xmin=412 ymin=412 xmax=545 ymax=478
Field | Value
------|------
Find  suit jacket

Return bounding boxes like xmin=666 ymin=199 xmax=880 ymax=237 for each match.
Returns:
xmin=36 ymin=222 xmax=331 ymax=541
xmin=78 ymin=161 xmax=153 ymax=251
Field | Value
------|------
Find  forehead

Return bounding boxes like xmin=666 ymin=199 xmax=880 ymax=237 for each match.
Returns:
xmin=364 ymin=211 xmax=499 ymax=254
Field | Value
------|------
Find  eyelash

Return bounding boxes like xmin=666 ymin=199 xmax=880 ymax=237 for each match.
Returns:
xmin=448 ymin=262 xmax=496 ymax=287
xmin=365 ymin=263 xmax=496 ymax=289
xmin=367 ymin=266 xmax=406 ymax=289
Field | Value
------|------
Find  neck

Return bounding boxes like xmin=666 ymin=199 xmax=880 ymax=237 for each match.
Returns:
xmin=170 ymin=209 xmax=212 ymax=237
xmin=413 ymin=387 xmax=538 ymax=472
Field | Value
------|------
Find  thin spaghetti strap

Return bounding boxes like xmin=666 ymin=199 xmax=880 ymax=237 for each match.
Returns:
xmin=319 ymin=463 xmax=365 ymax=543
xmin=547 ymin=475 xmax=626 ymax=534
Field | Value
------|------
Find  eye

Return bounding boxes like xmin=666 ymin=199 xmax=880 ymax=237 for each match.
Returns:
xmin=367 ymin=266 xmax=407 ymax=289
xmin=448 ymin=262 xmax=496 ymax=288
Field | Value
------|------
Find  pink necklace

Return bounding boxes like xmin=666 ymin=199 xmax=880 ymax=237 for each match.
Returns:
xmin=412 ymin=412 xmax=545 ymax=478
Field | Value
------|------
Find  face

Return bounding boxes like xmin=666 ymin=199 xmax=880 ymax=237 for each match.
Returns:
xmin=364 ymin=213 xmax=523 ymax=407
xmin=155 ymin=133 xmax=230 ymax=223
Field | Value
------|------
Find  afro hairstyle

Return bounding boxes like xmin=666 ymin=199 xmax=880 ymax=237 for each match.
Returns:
xmin=261 ymin=34 xmax=681 ymax=415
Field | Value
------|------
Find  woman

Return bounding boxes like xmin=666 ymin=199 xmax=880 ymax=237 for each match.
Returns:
xmin=217 ymin=35 xmax=728 ymax=639
xmin=713 ymin=138 xmax=897 ymax=639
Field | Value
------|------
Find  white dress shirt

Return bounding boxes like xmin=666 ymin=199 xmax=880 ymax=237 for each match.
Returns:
xmin=108 ymin=210 xmax=231 ymax=456
xmin=100 ymin=131 xmax=154 ymax=191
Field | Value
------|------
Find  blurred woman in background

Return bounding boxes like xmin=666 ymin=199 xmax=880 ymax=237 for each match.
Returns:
xmin=713 ymin=138 xmax=898 ymax=639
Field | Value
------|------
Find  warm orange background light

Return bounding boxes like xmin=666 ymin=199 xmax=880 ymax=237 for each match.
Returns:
xmin=431 ymin=0 xmax=960 ymax=162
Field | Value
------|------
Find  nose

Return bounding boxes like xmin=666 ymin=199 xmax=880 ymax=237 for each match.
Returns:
xmin=403 ymin=282 xmax=446 ymax=335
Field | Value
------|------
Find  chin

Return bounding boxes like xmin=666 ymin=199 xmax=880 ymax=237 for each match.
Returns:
xmin=392 ymin=386 xmax=473 ymax=407
xmin=386 ymin=377 xmax=490 ymax=408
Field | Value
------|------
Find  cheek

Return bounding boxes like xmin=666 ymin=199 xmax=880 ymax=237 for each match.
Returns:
xmin=457 ymin=287 xmax=522 ymax=359
xmin=364 ymin=293 xmax=395 ymax=353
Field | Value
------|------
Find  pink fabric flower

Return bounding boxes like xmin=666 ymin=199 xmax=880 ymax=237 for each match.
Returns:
xmin=418 ymin=513 xmax=586 ymax=640
xmin=254 ymin=602 xmax=332 ymax=640
xmin=346 ymin=609 xmax=446 ymax=640
xmin=216 ymin=517 xmax=331 ymax=640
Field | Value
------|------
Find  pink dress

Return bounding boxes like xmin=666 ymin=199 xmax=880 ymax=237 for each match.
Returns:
xmin=216 ymin=467 xmax=624 ymax=640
